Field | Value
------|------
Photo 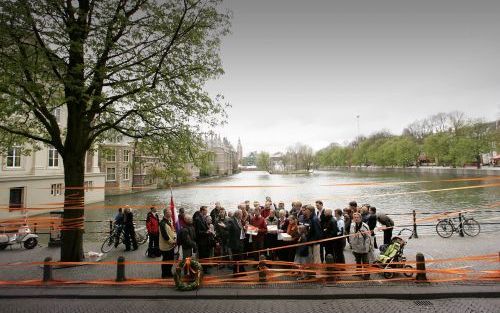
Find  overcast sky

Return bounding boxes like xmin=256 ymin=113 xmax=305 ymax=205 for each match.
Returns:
xmin=205 ymin=0 xmax=500 ymax=154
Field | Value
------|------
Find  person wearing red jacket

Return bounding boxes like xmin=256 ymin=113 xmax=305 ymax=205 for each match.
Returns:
xmin=146 ymin=207 xmax=160 ymax=257
xmin=249 ymin=208 xmax=267 ymax=258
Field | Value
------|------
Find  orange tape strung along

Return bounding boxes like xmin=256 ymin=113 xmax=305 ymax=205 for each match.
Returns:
xmin=1 ymin=274 xmax=498 ymax=287
xmin=0 ymin=253 xmax=496 ymax=269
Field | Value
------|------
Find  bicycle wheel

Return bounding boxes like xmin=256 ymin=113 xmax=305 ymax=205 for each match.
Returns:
xmin=101 ymin=235 xmax=115 ymax=253
xmin=436 ymin=220 xmax=454 ymax=238
xmin=462 ymin=219 xmax=480 ymax=237
xmin=136 ymin=232 xmax=148 ymax=245
xmin=403 ymin=265 xmax=414 ymax=277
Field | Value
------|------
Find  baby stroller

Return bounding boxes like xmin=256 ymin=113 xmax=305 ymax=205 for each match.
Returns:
xmin=374 ymin=228 xmax=414 ymax=279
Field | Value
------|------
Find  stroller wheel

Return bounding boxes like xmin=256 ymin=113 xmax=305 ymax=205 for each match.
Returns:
xmin=403 ymin=265 xmax=414 ymax=277
xmin=383 ymin=271 xmax=394 ymax=279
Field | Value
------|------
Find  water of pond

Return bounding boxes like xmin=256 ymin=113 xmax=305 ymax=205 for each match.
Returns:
xmin=85 ymin=170 xmax=500 ymax=241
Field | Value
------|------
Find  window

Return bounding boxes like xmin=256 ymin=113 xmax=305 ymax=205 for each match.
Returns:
xmin=50 ymin=183 xmax=62 ymax=196
xmin=106 ymin=167 xmax=116 ymax=181
xmin=106 ymin=149 xmax=116 ymax=162
xmin=52 ymin=108 xmax=61 ymax=124
xmin=123 ymin=166 xmax=130 ymax=180
xmin=123 ymin=149 xmax=130 ymax=162
xmin=6 ymin=146 xmax=21 ymax=168
xmin=84 ymin=181 xmax=93 ymax=192
xmin=48 ymin=147 xmax=59 ymax=167
xmin=9 ymin=187 xmax=24 ymax=212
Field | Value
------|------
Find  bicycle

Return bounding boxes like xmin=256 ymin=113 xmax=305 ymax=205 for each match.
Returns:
xmin=101 ymin=224 xmax=148 ymax=253
xmin=435 ymin=214 xmax=480 ymax=238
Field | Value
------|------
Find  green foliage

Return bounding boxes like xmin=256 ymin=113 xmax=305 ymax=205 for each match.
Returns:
xmin=198 ymin=151 xmax=215 ymax=177
xmin=423 ymin=133 xmax=451 ymax=165
xmin=256 ymin=151 xmax=270 ymax=171
xmin=315 ymin=113 xmax=497 ymax=168
xmin=0 ymin=0 xmax=231 ymax=261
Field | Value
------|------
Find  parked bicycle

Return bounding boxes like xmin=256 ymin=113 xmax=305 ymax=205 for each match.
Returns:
xmin=435 ymin=214 xmax=480 ymax=238
xmin=101 ymin=224 xmax=148 ymax=253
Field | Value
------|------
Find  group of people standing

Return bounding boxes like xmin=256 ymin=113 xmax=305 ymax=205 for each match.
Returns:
xmin=119 ymin=198 xmax=395 ymax=279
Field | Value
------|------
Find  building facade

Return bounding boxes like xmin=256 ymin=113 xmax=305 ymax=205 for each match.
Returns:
xmin=205 ymin=135 xmax=237 ymax=176
xmin=237 ymin=138 xmax=243 ymax=165
xmin=0 ymin=146 xmax=105 ymax=220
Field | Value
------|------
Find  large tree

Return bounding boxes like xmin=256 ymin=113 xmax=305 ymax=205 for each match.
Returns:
xmin=0 ymin=0 xmax=230 ymax=261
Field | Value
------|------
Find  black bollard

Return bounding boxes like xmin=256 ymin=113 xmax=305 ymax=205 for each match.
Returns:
xmin=412 ymin=210 xmax=418 ymax=239
xmin=458 ymin=213 xmax=464 ymax=237
xmin=43 ymin=257 xmax=53 ymax=282
xmin=258 ymin=255 xmax=267 ymax=283
xmin=415 ymin=252 xmax=427 ymax=281
xmin=325 ymin=254 xmax=335 ymax=282
xmin=116 ymin=256 xmax=126 ymax=282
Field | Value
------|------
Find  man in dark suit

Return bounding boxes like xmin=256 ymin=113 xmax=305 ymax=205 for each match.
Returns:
xmin=194 ymin=206 xmax=210 ymax=273
xmin=225 ymin=209 xmax=246 ymax=274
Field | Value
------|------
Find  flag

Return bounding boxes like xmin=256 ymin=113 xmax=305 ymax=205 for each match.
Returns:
xmin=169 ymin=188 xmax=177 ymax=226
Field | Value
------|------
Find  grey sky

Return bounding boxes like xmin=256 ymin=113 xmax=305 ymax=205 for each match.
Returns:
xmin=206 ymin=0 xmax=500 ymax=154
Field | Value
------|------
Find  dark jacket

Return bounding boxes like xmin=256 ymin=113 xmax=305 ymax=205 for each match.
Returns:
xmin=225 ymin=216 xmax=244 ymax=252
xmin=179 ymin=225 xmax=197 ymax=250
xmin=194 ymin=213 xmax=209 ymax=245
xmin=123 ymin=211 xmax=134 ymax=228
xmin=303 ymin=215 xmax=322 ymax=242
xmin=210 ymin=207 xmax=220 ymax=224
xmin=367 ymin=213 xmax=377 ymax=232
xmin=377 ymin=213 xmax=394 ymax=227
xmin=322 ymin=215 xmax=339 ymax=240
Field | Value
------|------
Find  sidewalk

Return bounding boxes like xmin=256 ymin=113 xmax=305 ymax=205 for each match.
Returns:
xmin=1 ymin=283 xmax=499 ymax=300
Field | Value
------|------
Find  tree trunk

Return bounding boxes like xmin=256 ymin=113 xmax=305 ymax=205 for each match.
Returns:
xmin=60 ymin=151 xmax=86 ymax=262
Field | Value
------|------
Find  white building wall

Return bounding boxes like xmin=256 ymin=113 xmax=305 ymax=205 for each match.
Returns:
xmin=0 ymin=146 xmax=105 ymax=220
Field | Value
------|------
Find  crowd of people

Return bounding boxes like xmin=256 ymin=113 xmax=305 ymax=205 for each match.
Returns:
xmin=117 ymin=198 xmax=395 ymax=280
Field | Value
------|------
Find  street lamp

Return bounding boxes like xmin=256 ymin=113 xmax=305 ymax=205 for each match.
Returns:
xmin=356 ymin=115 xmax=360 ymax=138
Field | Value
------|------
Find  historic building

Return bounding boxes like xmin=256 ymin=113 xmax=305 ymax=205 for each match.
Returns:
xmin=205 ymin=135 xmax=237 ymax=176
xmin=0 ymin=109 xmax=105 ymax=219
xmin=237 ymin=138 xmax=243 ymax=165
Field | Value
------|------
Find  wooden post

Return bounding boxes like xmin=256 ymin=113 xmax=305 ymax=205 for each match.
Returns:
xmin=325 ymin=254 xmax=335 ymax=282
xmin=116 ymin=256 xmax=126 ymax=282
xmin=43 ymin=257 xmax=53 ymax=282
xmin=412 ymin=210 xmax=418 ymax=238
xmin=109 ymin=220 xmax=113 ymax=235
xmin=415 ymin=252 xmax=427 ymax=281
xmin=258 ymin=255 xmax=267 ymax=283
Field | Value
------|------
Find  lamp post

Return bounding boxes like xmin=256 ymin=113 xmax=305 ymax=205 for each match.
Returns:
xmin=356 ymin=115 xmax=360 ymax=138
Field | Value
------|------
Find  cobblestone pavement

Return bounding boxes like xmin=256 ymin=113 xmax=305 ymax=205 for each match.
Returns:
xmin=0 ymin=298 xmax=499 ymax=313
xmin=0 ymin=232 xmax=498 ymax=283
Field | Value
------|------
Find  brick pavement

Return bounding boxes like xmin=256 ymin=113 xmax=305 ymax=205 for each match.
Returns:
xmin=0 ymin=298 xmax=499 ymax=313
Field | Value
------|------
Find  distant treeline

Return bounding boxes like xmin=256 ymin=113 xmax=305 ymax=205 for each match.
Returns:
xmin=316 ymin=111 xmax=499 ymax=168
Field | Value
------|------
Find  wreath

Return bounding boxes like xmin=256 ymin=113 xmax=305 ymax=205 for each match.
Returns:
xmin=174 ymin=257 xmax=203 ymax=291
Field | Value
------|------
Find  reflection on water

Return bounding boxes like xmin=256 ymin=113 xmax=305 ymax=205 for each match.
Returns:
xmin=85 ymin=170 xmax=500 ymax=241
